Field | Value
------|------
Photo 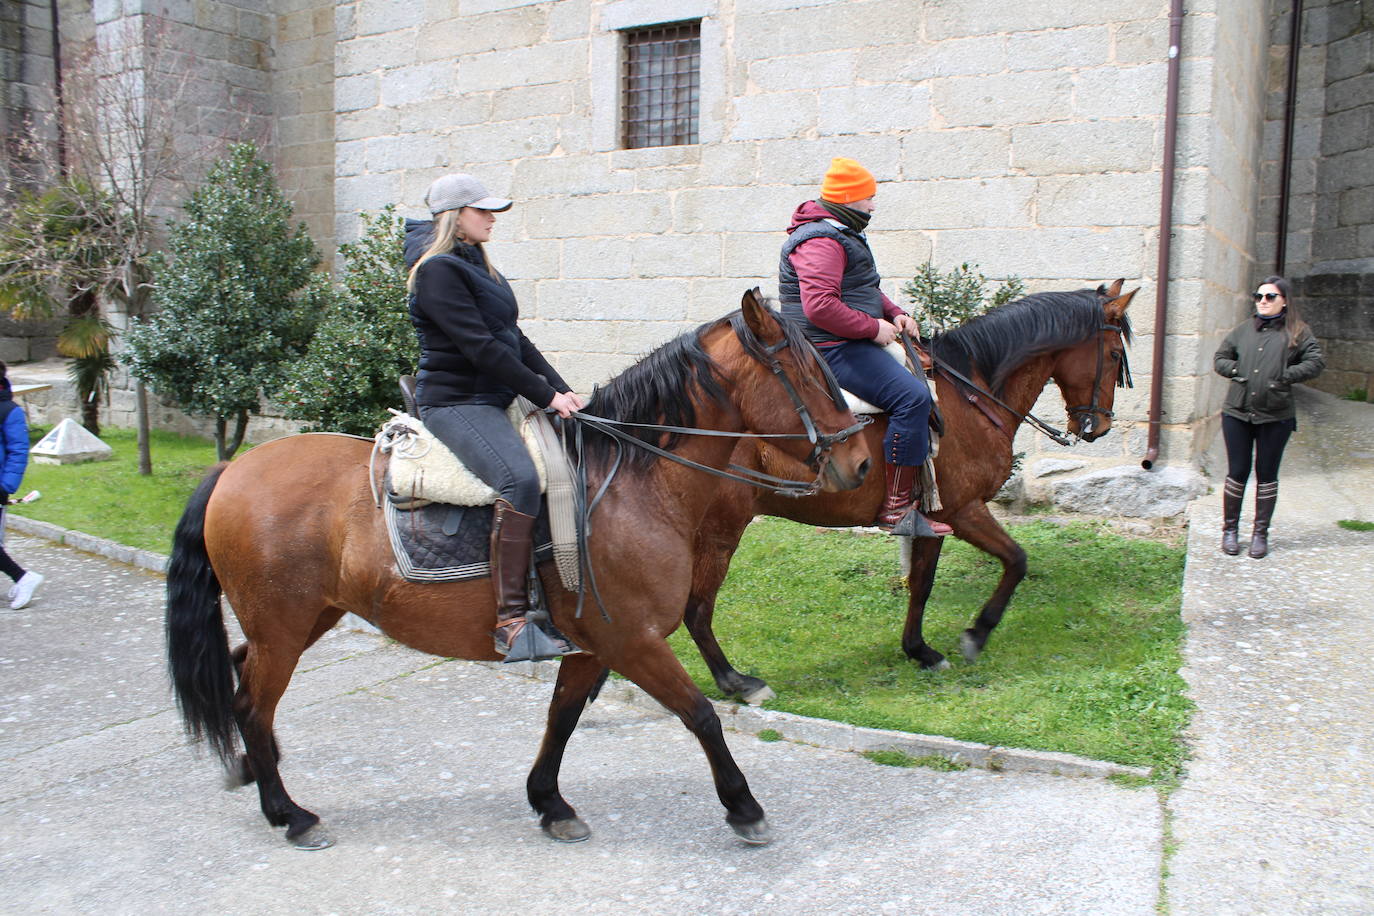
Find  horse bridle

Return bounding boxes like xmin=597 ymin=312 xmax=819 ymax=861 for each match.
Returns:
xmin=1064 ymin=321 xmax=1133 ymax=432
xmin=568 ymin=333 xmax=870 ymax=499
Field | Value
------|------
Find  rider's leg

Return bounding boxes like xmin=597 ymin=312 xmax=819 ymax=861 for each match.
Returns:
xmin=418 ymin=403 xmax=577 ymax=660
xmin=821 ymin=341 xmax=952 ymax=536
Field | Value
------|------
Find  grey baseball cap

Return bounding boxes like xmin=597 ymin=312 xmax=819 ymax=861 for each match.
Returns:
xmin=424 ymin=173 xmax=513 ymax=215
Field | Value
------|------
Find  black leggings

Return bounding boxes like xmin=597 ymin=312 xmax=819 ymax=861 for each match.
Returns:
xmin=1222 ymin=414 xmax=1296 ymax=484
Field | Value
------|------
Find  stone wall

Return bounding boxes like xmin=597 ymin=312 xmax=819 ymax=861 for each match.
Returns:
xmin=1296 ymin=272 xmax=1374 ymax=399
xmin=272 ymin=0 xmax=335 ymax=253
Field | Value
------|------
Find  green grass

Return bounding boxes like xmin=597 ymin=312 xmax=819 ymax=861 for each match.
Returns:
xmin=1337 ymin=519 xmax=1374 ymax=532
xmin=1341 ymin=388 xmax=1369 ymax=402
xmin=862 ymin=749 xmax=970 ymax=772
xmin=668 ymin=517 xmax=1190 ymax=778
xmin=11 ymin=427 xmax=223 ymax=553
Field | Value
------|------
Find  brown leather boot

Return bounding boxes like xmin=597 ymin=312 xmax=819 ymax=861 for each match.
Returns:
xmin=489 ymin=499 xmax=579 ymax=661
xmin=1248 ymin=481 xmax=1277 ymax=559
xmin=876 ymin=464 xmax=952 ymax=536
xmin=1221 ymin=476 xmax=1244 ymax=555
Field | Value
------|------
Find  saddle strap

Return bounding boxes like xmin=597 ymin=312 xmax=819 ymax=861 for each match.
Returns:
xmin=517 ymin=397 xmax=580 ymax=593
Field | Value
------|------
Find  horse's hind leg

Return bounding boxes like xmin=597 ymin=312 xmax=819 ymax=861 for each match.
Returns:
xmin=527 ymin=654 xmax=609 ymax=842
xmin=614 ymin=641 xmax=769 ymax=845
xmin=234 ymin=637 xmax=330 ymax=848
xmin=225 ymin=609 xmax=345 ymax=791
xmin=901 ymin=534 xmax=949 ymax=669
xmin=948 ymin=502 xmax=1027 ymax=661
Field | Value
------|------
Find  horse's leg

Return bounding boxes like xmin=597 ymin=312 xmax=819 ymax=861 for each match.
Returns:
xmin=234 ymin=638 xmax=330 ymax=848
xmin=948 ymin=502 xmax=1027 ymax=662
xmin=900 ymin=534 xmax=949 ymax=670
xmin=526 ymin=653 xmax=609 ymax=842
xmin=685 ymin=499 xmax=770 ymax=703
xmin=225 ymin=608 xmax=345 ymax=791
xmin=614 ymin=641 xmax=769 ymax=845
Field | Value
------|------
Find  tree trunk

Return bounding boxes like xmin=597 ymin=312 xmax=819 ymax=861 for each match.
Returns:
xmin=80 ymin=386 xmax=100 ymax=436
xmin=214 ymin=417 xmax=227 ymax=461
xmin=136 ymin=380 xmax=152 ymax=475
xmin=223 ymin=409 xmax=248 ymax=460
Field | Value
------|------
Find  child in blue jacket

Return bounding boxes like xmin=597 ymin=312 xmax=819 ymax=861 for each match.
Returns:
xmin=0 ymin=362 xmax=43 ymax=609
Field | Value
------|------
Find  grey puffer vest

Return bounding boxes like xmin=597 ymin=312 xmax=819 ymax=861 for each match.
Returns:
xmin=778 ymin=219 xmax=885 ymax=346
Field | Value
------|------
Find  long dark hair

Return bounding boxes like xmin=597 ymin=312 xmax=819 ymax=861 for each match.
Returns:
xmin=1258 ymin=275 xmax=1309 ymax=347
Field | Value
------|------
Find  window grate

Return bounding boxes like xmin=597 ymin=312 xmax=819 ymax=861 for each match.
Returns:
xmin=621 ymin=21 xmax=700 ymax=149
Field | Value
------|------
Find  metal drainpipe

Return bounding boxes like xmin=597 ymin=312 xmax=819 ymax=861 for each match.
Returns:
xmin=1274 ymin=0 xmax=1304 ymax=275
xmin=49 ymin=0 xmax=67 ymax=175
xmin=1141 ymin=0 xmax=1184 ymax=471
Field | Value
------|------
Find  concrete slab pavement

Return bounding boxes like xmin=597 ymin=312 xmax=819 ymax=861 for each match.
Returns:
xmin=0 ymin=534 xmax=1163 ymax=915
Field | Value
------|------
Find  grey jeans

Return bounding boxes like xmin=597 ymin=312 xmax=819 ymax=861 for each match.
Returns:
xmin=419 ymin=403 xmax=540 ymax=515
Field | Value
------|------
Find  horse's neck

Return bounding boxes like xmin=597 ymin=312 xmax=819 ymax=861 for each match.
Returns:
xmin=599 ymin=414 xmax=743 ymax=525
xmin=990 ymin=354 xmax=1057 ymax=418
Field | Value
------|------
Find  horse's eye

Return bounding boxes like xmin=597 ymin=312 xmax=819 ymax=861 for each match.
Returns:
xmin=1111 ymin=350 xmax=1122 ymax=361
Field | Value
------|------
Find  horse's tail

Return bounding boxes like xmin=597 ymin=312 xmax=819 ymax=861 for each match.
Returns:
xmin=165 ymin=463 xmax=238 ymax=766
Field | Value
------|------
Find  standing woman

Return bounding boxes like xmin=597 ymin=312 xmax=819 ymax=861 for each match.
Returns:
xmin=0 ymin=361 xmax=44 ymax=608
xmin=405 ymin=174 xmax=584 ymax=660
xmin=1212 ymin=276 xmax=1325 ymax=558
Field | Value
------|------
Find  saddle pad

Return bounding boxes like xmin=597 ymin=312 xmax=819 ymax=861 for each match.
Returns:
xmin=385 ymin=498 xmax=555 ymax=583
xmin=379 ymin=400 xmax=548 ymax=507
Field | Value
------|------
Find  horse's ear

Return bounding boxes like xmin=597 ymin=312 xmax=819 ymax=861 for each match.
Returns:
xmin=741 ymin=287 xmax=784 ymax=343
xmin=1105 ymin=278 xmax=1124 ymax=298
xmin=1104 ymin=286 xmax=1138 ymax=321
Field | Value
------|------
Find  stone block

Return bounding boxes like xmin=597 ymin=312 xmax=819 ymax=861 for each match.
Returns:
xmin=901 ymin=128 xmax=1010 ymax=180
xmin=933 ymin=226 xmax=1146 ymax=281
xmin=1326 ymin=72 xmax=1374 ymax=116
xmin=561 ymin=238 xmax=635 ymax=279
xmin=1032 ymin=458 xmax=1087 ymax=478
xmin=722 ymin=231 xmax=783 ymax=277
xmin=1338 ymin=186 xmax=1374 ymax=228
xmin=697 ymin=143 xmax=760 ymax=186
xmin=1113 ymin=18 xmax=1169 ymax=64
xmin=0 ymin=339 xmax=29 ymax=363
xmin=334 ymin=74 xmax=378 ymax=112
xmin=397 ymin=94 xmax=492 ymax=132
xmin=1325 ymin=29 xmax=1371 ymax=84
xmin=1010 ymin=120 xmax=1155 ymax=175
xmin=491 ymin=239 xmax=559 ymax=281
xmin=535 ymin=279 xmax=690 ymax=322
xmin=514 ymin=155 xmax=634 ymax=198
xmin=674 ymin=186 xmax=795 ymax=234
xmin=1008 ymin=26 xmax=1110 ymax=71
xmin=632 ymin=234 xmax=722 ymax=278
xmin=731 ymin=91 xmax=817 ymax=141
xmin=1319 ymin=105 xmax=1370 ymax=157
xmin=750 ymin=50 xmax=855 ymax=92
xmin=337 ymin=30 xmax=417 ymax=77
xmin=868 ymin=231 xmax=934 ymax=282
xmin=335 ymin=171 xmax=402 ymax=215
xmin=736 ymin=0 xmax=919 ymax=60
xmin=878 ymin=176 xmax=1035 ymax=230
xmin=817 ymin=83 xmax=930 ymax=135
xmin=1035 ymin=171 xmax=1162 ymax=228
xmin=546 ymin=0 xmax=591 ymax=42
xmin=753 ymin=135 xmax=901 ymax=187
xmin=459 ymin=42 xmax=583 ymax=93
xmin=379 ymin=61 xmax=454 ymax=108
xmin=491 ymin=83 xmax=572 ymax=122
xmin=355 ymin=0 xmax=423 ymax=36
xmin=464 ymin=0 xmax=544 ymax=14
xmin=925 ymin=0 xmax=1144 ymax=39
xmin=864 ymin=36 xmax=1006 ymax=83
xmin=1072 ymin=62 xmax=1168 ymax=121
xmin=417 ymin=6 xmax=546 ymax=59
xmin=447 ymin=115 xmax=560 ymax=161
xmin=365 ymin=132 xmax=446 ymax=172
xmin=933 ymin=71 xmax=1073 ymax=128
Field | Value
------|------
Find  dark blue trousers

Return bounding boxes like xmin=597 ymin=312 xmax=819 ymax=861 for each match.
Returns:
xmin=821 ymin=340 xmax=933 ymax=466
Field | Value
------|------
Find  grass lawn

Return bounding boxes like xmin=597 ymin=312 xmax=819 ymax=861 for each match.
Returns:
xmin=10 ymin=427 xmax=224 ymax=553
xmin=12 ymin=425 xmax=1190 ymax=776
xmin=667 ymin=517 xmax=1189 ymax=777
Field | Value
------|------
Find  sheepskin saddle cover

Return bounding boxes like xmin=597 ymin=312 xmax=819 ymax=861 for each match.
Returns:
xmin=378 ymin=401 xmax=548 ymax=507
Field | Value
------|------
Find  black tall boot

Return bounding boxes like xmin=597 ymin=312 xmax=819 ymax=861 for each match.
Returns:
xmin=489 ymin=499 xmax=579 ymax=661
xmin=1221 ymin=476 xmax=1244 ymax=555
xmin=1248 ymin=481 xmax=1278 ymax=559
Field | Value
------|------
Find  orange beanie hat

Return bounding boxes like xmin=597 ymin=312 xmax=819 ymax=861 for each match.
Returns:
xmin=820 ymin=157 xmax=876 ymax=204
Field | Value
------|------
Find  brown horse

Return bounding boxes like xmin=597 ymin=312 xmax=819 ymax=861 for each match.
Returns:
xmin=686 ymin=282 xmax=1137 ymax=701
xmin=165 ymin=291 xmax=870 ymax=849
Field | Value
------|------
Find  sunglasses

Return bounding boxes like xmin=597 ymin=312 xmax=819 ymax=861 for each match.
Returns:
xmin=1252 ymin=292 xmax=1282 ymax=302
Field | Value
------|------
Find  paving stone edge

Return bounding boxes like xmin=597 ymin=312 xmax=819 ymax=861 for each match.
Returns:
xmin=9 ymin=512 xmax=1150 ymax=782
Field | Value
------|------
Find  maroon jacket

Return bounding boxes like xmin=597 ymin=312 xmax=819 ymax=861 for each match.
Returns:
xmin=785 ymin=200 xmax=906 ymax=342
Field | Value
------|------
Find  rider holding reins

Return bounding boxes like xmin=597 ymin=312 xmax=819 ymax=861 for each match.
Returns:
xmin=778 ymin=158 xmax=952 ymax=537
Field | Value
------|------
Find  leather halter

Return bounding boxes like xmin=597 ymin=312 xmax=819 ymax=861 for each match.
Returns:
xmin=1064 ymin=322 xmax=1133 ymax=431
xmin=569 ymin=331 xmax=870 ymax=499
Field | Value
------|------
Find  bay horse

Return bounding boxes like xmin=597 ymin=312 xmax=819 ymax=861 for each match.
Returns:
xmin=165 ymin=291 xmax=870 ymax=849
xmin=686 ymin=282 xmax=1137 ymax=702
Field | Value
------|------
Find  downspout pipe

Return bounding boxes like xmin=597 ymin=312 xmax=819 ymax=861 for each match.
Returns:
xmin=1274 ymin=0 xmax=1303 ymax=275
xmin=1142 ymin=0 xmax=1184 ymax=471
xmin=49 ymin=0 xmax=67 ymax=175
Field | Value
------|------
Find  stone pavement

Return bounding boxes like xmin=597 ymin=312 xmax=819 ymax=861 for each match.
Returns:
xmin=1 ymin=385 xmax=1370 ymax=914
xmin=1167 ymin=386 xmax=1374 ymax=914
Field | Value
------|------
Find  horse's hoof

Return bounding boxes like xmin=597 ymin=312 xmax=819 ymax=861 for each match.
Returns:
xmin=929 ymin=657 xmax=951 ymax=671
xmin=731 ymin=818 xmax=772 ymax=846
xmin=960 ymin=631 xmax=982 ymax=662
xmin=740 ymin=684 xmax=776 ymax=705
xmin=543 ymin=817 xmax=591 ymax=843
xmin=289 ymin=825 xmax=334 ymax=851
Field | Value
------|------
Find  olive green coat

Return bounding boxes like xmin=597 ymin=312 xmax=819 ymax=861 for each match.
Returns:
xmin=1213 ymin=316 xmax=1325 ymax=424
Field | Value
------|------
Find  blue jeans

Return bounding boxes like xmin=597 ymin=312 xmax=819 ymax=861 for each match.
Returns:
xmin=821 ymin=340 xmax=932 ymax=467
xmin=419 ymin=403 xmax=541 ymax=515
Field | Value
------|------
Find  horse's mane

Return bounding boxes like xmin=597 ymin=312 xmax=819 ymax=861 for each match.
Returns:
xmin=577 ymin=306 xmax=816 ymax=472
xmin=929 ymin=289 xmax=1134 ymax=395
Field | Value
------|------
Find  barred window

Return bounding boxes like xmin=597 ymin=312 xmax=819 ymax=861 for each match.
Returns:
xmin=621 ymin=21 xmax=700 ymax=149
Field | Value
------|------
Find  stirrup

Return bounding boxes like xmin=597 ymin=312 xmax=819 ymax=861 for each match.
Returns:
xmin=888 ymin=507 xmax=951 ymax=538
xmin=494 ymin=611 xmax=583 ymax=663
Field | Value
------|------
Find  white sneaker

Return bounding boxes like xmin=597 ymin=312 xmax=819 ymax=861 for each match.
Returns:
xmin=10 ymin=571 xmax=43 ymax=609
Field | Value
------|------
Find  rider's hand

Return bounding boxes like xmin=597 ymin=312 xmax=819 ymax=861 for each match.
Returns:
xmin=893 ymin=314 xmax=919 ymax=337
xmin=872 ymin=319 xmax=898 ymax=346
xmin=548 ymin=390 xmax=585 ymax=418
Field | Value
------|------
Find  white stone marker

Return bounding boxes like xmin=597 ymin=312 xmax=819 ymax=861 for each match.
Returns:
xmin=30 ymin=417 xmax=114 ymax=465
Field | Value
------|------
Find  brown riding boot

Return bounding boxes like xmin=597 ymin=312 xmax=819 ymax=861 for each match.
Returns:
xmin=489 ymin=499 xmax=579 ymax=661
xmin=1221 ymin=476 xmax=1244 ymax=556
xmin=876 ymin=464 xmax=952 ymax=536
xmin=1248 ymin=481 xmax=1277 ymax=559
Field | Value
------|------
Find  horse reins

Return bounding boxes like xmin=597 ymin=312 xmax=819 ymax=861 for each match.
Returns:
xmin=1063 ymin=322 xmax=1133 ymax=431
